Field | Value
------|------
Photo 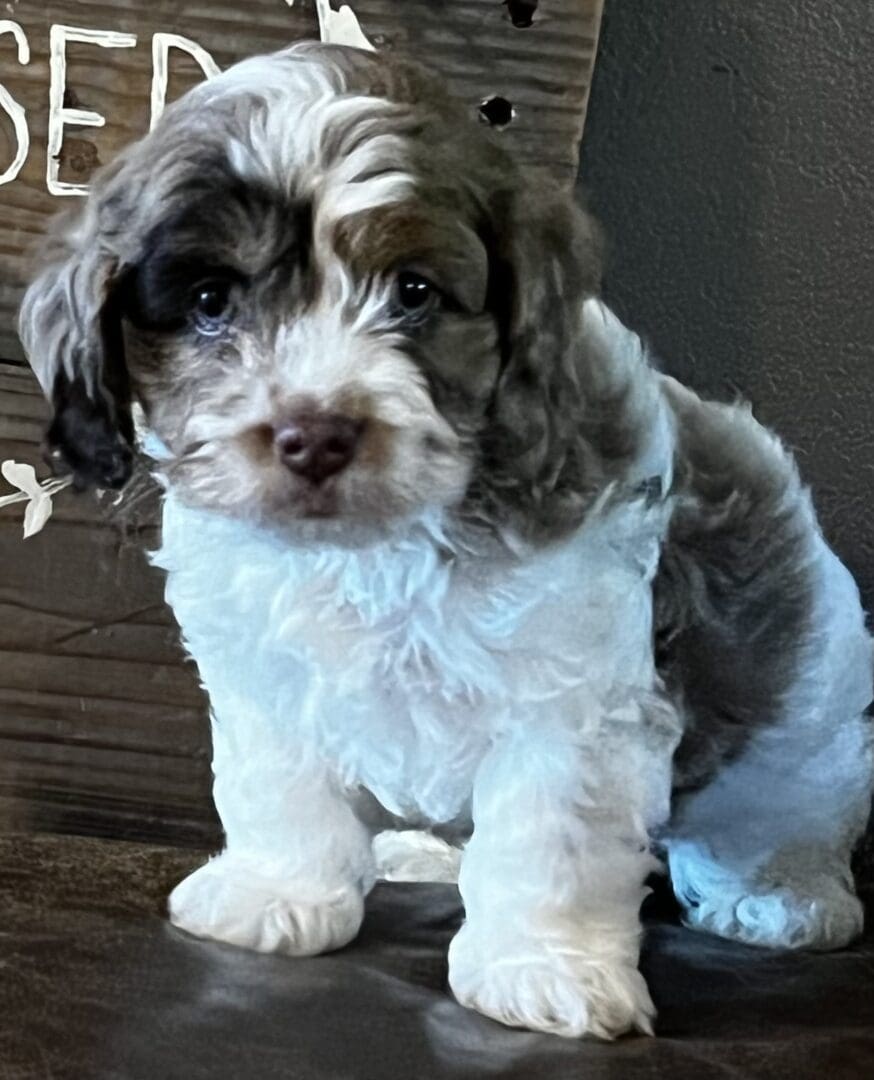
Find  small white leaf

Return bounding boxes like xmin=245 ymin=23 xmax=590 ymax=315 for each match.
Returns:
xmin=1 ymin=459 xmax=72 ymax=538
xmin=331 ymin=5 xmax=374 ymax=49
xmin=315 ymin=0 xmax=374 ymax=50
xmin=1 ymin=460 xmax=42 ymax=498
xmin=23 ymin=492 xmax=53 ymax=539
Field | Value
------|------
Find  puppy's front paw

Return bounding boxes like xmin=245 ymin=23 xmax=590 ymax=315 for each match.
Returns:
xmin=448 ymin=924 xmax=654 ymax=1039
xmin=168 ymin=852 xmax=364 ymax=956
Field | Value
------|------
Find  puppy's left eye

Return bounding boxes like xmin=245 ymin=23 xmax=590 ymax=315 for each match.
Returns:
xmin=191 ymin=280 xmax=233 ymax=335
xmin=396 ymin=271 xmax=438 ymax=314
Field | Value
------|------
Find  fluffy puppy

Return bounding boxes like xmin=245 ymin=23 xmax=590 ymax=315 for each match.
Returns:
xmin=19 ymin=42 xmax=873 ymax=1039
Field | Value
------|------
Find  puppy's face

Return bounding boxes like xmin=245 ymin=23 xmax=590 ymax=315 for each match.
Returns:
xmin=123 ymin=162 xmax=496 ymax=531
xmin=21 ymin=44 xmax=605 ymax=541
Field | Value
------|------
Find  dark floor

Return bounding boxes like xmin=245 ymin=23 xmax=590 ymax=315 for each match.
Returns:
xmin=1 ymin=833 xmax=873 ymax=1079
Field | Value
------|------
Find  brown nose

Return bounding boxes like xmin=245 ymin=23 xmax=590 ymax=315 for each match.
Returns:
xmin=274 ymin=412 xmax=363 ymax=485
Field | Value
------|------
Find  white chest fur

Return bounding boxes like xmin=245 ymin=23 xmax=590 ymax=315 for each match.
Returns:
xmin=155 ymin=495 xmax=668 ymax=824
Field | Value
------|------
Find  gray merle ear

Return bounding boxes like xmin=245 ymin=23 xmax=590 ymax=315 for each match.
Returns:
xmin=18 ymin=211 xmax=134 ymax=491
xmin=480 ymin=185 xmax=604 ymax=532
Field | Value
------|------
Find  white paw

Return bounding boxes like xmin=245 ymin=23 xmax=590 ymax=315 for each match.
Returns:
xmin=168 ymin=852 xmax=364 ymax=956
xmin=448 ymin=925 xmax=655 ymax=1039
xmin=372 ymin=829 xmax=462 ymax=883
xmin=668 ymin=841 xmax=865 ymax=950
xmin=682 ymin=882 xmax=864 ymax=951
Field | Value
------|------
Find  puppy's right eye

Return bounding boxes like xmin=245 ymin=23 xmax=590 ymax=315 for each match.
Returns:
xmin=191 ymin=280 xmax=233 ymax=335
xmin=397 ymin=272 xmax=436 ymax=312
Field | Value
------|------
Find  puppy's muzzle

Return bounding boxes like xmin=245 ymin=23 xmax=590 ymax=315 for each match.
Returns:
xmin=274 ymin=411 xmax=365 ymax=485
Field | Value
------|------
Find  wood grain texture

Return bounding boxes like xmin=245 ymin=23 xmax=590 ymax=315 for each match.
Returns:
xmin=0 ymin=1 xmax=602 ymax=846
xmin=0 ymin=363 xmax=218 ymax=845
xmin=0 ymin=0 xmax=603 ymax=359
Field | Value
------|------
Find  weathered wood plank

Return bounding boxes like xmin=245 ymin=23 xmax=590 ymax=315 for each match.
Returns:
xmin=0 ymin=362 xmax=214 ymax=842
xmin=0 ymin=0 xmax=603 ymax=359
xmin=0 ymin=687 xmax=207 ymax=753
xmin=0 ymin=742 xmax=209 ymax=798
xmin=0 ymin=792 xmax=218 ymax=843
xmin=0 ymin=648 xmax=203 ymax=707
xmin=0 ymin=604 xmax=183 ymax=664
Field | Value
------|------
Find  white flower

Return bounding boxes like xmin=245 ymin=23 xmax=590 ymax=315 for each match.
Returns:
xmin=0 ymin=460 xmax=72 ymax=539
xmin=313 ymin=0 xmax=375 ymax=49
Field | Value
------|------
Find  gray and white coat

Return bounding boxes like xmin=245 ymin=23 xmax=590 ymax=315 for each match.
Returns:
xmin=19 ymin=43 xmax=874 ymax=1040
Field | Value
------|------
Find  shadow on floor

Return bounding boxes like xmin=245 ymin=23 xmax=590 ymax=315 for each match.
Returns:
xmin=1 ymin=832 xmax=872 ymax=1079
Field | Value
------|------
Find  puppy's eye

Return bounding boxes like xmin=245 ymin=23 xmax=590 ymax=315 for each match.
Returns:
xmin=191 ymin=280 xmax=233 ymax=334
xmin=396 ymin=271 xmax=438 ymax=314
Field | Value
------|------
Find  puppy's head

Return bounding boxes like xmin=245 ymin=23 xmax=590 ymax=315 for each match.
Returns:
xmin=21 ymin=43 xmax=618 ymax=542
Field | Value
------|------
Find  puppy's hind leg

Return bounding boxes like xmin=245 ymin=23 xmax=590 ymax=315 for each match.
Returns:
xmin=169 ymin=705 xmax=375 ymax=957
xmin=658 ymin=386 xmax=873 ymax=950
xmin=666 ymin=550 xmax=873 ymax=952
xmin=667 ymin=713 xmax=872 ymax=951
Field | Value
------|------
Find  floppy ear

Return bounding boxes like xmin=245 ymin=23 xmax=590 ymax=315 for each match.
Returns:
xmin=18 ymin=203 xmax=134 ymax=490
xmin=479 ymin=185 xmax=618 ymax=535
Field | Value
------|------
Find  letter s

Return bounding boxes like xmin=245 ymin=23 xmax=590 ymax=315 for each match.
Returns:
xmin=0 ymin=20 xmax=31 ymax=186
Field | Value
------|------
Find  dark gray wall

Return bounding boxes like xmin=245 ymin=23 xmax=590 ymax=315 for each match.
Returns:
xmin=580 ymin=0 xmax=874 ymax=607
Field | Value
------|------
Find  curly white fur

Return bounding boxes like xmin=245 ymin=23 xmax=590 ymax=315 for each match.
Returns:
xmin=151 ymin=302 xmax=682 ymax=1036
xmin=152 ymin=300 xmax=872 ymax=1039
xmin=19 ymin=41 xmax=872 ymax=1036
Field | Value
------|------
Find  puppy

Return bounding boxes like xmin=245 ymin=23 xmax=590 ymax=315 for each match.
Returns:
xmin=20 ymin=42 xmax=873 ymax=1039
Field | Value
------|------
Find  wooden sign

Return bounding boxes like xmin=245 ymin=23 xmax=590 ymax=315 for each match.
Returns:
xmin=0 ymin=0 xmax=603 ymax=845
xmin=0 ymin=0 xmax=602 ymax=362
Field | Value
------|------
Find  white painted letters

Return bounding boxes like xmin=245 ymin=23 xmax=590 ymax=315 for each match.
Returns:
xmin=0 ymin=21 xmax=31 ymax=186
xmin=47 ymin=25 xmax=137 ymax=196
xmin=150 ymin=33 xmax=220 ymax=132
xmin=6 ymin=1 xmax=371 ymax=197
